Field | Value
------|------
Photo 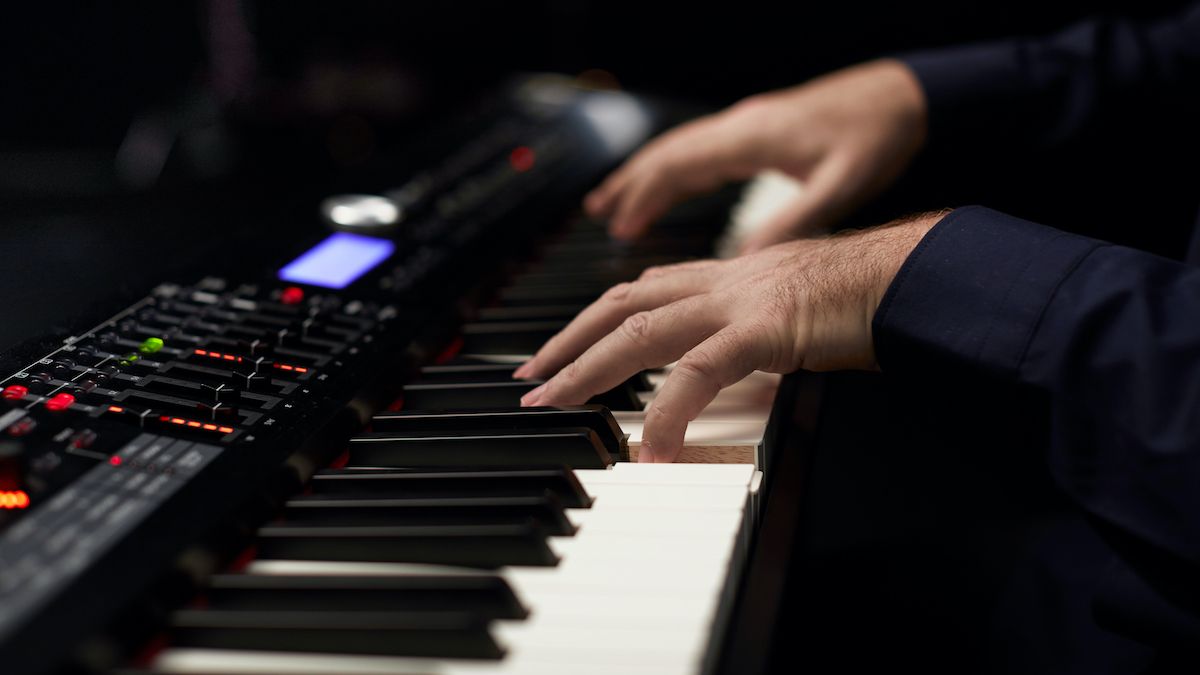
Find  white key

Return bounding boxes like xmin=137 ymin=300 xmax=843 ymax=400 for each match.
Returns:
xmin=159 ymin=465 xmax=749 ymax=675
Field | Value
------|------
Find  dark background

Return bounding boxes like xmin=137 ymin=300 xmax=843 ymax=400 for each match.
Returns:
xmin=0 ymin=0 xmax=1192 ymax=327
xmin=1 ymin=1 xmax=1194 ymax=196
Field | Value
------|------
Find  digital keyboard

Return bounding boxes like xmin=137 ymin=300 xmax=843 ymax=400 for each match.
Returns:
xmin=0 ymin=75 xmax=794 ymax=675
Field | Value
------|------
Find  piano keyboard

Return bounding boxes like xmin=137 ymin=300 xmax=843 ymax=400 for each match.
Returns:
xmin=146 ymin=463 xmax=757 ymax=675
xmin=128 ymin=190 xmax=776 ymax=675
xmin=0 ymin=76 xmax=788 ymax=675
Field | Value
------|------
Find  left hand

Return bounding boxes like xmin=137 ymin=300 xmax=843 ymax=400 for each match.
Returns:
xmin=513 ymin=213 xmax=944 ymax=462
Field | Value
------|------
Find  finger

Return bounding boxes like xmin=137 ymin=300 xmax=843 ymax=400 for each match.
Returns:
xmin=586 ymin=124 xmax=697 ymax=221
xmin=608 ymin=163 xmax=690 ymax=241
xmin=514 ymin=260 xmax=722 ymax=379
xmin=639 ymin=324 xmax=767 ymax=462
xmin=608 ymin=122 xmax=752 ymax=240
xmin=522 ymin=294 xmax=726 ymax=407
xmin=584 ymin=162 xmax=637 ymax=218
xmin=739 ymin=159 xmax=850 ymax=254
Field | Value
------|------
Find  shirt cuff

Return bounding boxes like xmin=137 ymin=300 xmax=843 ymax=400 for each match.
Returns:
xmin=898 ymin=42 xmax=1031 ymax=147
xmin=872 ymin=206 xmax=1104 ymax=380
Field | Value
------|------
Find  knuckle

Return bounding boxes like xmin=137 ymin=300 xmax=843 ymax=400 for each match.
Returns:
xmin=558 ymin=360 xmax=583 ymax=387
xmin=601 ymin=282 xmax=634 ymax=304
xmin=646 ymin=401 xmax=675 ymax=425
xmin=676 ymin=350 xmax=721 ymax=383
xmin=619 ymin=311 xmax=654 ymax=344
xmin=638 ymin=266 xmax=667 ymax=281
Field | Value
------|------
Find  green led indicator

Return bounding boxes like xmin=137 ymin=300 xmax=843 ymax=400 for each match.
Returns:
xmin=122 ymin=352 xmax=140 ymax=363
xmin=139 ymin=337 xmax=164 ymax=354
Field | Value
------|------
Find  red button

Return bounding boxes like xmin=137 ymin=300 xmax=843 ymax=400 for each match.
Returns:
xmin=2 ymin=385 xmax=28 ymax=401
xmin=7 ymin=418 xmax=36 ymax=437
xmin=45 ymin=393 xmax=75 ymax=412
xmin=280 ymin=286 xmax=305 ymax=305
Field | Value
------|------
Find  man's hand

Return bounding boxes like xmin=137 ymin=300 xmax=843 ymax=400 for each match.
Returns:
xmin=513 ymin=213 xmax=945 ymax=462
xmin=585 ymin=59 xmax=928 ymax=252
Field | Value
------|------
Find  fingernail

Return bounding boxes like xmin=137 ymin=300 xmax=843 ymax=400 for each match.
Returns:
xmin=520 ymin=383 xmax=548 ymax=407
xmin=512 ymin=363 xmax=532 ymax=379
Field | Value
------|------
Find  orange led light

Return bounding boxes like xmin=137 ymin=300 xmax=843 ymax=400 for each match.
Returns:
xmin=158 ymin=415 xmax=232 ymax=434
xmin=107 ymin=405 xmax=124 ymax=413
xmin=196 ymin=349 xmax=243 ymax=364
xmin=0 ymin=490 xmax=30 ymax=509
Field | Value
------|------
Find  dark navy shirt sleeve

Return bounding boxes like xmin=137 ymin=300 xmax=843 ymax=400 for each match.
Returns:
xmin=873 ymin=206 xmax=1200 ymax=649
xmin=898 ymin=3 xmax=1200 ymax=149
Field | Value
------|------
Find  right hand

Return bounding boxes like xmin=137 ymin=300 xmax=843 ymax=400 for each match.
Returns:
xmin=585 ymin=59 xmax=928 ymax=252
xmin=515 ymin=213 xmax=944 ymax=461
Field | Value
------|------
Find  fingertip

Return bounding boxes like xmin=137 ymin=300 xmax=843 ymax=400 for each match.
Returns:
xmin=519 ymin=383 xmax=547 ymax=407
xmin=512 ymin=363 xmax=532 ymax=379
xmin=610 ymin=216 xmax=645 ymax=242
xmin=584 ymin=190 xmax=607 ymax=216
xmin=637 ymin=441 xmax=655 ymax=463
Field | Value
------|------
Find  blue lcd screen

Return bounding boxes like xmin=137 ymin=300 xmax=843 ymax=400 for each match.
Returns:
xmin=278 ymin=232 xmax=395 ymax=289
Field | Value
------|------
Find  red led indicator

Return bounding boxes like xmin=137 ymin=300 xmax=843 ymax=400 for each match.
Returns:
xmin=0 ymin=490 xmax=30 ymax=509
xmin=273 ymin=363 xmax=308 ymax=374
xmin=107 ymin=405 xmax=125 ymax=414
xmin=195 ymin=349 xmax=208 ymax=356
xmin=218 ymin=426 xmax=234 ymax=434
xmin=45 ymin=393 xmax=75 ymax=412
xmin=280 ymin=286 xmax=305 ymax=305
xmin=109 ymin=456 xmax=123 ymax=466
xmin=509 ymin=146 xmax=535 ymax=172
xmin=2 ymin=385 xmax=28 ymax=401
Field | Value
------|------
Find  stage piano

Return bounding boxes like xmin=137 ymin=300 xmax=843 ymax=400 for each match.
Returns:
xmin=0 ymin=76 xmax=802 ymax=675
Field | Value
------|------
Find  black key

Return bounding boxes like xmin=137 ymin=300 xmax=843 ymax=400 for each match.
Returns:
xmin=459 ymin=320 xmax=567 ymax=355
xmin=416 ymin=362 xmax=651 ymax=397
xmin=402 ymin=380 xmax=643 ymax=411
xmin=309 ymin=467 xmax=593 ymax=507
xmin=205 ymin=574 xmax=527 ymax=619
xmin=348 ymin=427 xmax=611 ymax=469
xmin=346 ymin=427 xmax=612 ymax=470
xmin=476 ymin=304 xmax=589 ymax=322
xmin=371 ymin=406 xmax=627 ymax=460
xmin=496 ymin=285 xmax=606 ymax=306
xmin=586 ymin=379 xmax=643 ymax=411
xmin=170 ymin=609 xmax=502 ymax=658
xmin=283 ymin=494 xmax=576 ymax=535
xmin=417 ymin=363 xmax=521 ymax=384
xmin=402 ymin=381 xmax=538 ymax=409
xmin=256 ymin=523 xmax=559 ymax=567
